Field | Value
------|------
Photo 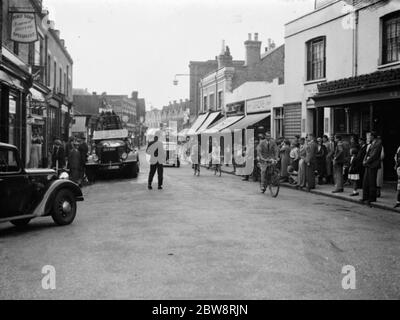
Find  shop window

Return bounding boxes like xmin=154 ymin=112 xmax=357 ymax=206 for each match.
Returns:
xmin=382 ymin=11 xmax=400 ymax=64
xmin=333 ymin=108 xmax=348 ymax=133
xmin=306 ymin=37 xmax=326 ymax=81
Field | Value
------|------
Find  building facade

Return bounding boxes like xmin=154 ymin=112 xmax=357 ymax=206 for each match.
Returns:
xmin=1 ymin=0 xmax=73 ymax=167
xmin=284 ymin=0 xmax=400 ymax=180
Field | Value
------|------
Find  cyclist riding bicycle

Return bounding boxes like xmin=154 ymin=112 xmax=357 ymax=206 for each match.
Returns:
xmin=256 ymin=132 xmax=279 ymax=193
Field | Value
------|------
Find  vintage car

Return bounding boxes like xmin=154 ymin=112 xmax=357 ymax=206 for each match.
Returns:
xmin=85 ymin=129 xmax=140 ymax=180
xmin=0 ymin=142 xmax=84 ymax=227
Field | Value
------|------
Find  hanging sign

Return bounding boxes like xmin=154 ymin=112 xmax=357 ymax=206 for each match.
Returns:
xmin=10 ymin=13 xmax=38 ymax=43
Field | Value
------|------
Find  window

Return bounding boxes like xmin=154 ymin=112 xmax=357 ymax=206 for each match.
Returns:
xmin=382 ymin=11 xmax=400 ymax=64
xmin=218 ymin=91 xmax=223 ymax=109
xmin=333 ymin=107 xmax=348 ymax=133
xmin=66 ymin=65 xmax=70 ymax=96
xmin=47 ymin=55 xmax=51 ymax=86
xmin=0 ymin=149 xmax=20 ymax=173
xmin=209 ymin=93 xmax=215 ymax=109
xmin=274 ymin=107 xmax=284 ymax=138
xmin=203 ymin=96 xmax=208 ymax=111
xmin=59 ymin=68 xmax=62 ymax=93
xmin=307 ymin=37 xmax=326 ymax=81
xmin=53 ymin=61 xmax=57 ymax=90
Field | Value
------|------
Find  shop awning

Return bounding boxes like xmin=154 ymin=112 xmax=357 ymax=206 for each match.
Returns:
xmin=202 ymin=115 xmax=244 ymax=134
xmin=195 ymin=111 xmax=221 ymax=133
xmin=186 ymin=112 xmax=209 ymax=135
xmin=226 ymin=113 xmax=270 ymax=132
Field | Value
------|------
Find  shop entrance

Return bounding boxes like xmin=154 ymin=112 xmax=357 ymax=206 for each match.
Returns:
xmin=373 ymin=100 xmax=400 ymax=181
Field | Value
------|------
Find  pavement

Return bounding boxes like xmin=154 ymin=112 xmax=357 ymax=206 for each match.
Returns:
xmin=1 ymin=152 xmax=400 ymax=299
xmin=219 ymin=164 xmax=400 ymax=214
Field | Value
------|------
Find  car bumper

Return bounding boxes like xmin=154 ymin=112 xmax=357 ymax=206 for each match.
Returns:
xmin=86 ymin=161 xmax=137 ymax=171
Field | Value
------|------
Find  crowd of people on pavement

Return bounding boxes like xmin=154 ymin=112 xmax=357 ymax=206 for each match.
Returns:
xmin=238 ymin=131 xmax=400 ymax=209
xmin=179 ymin=129 xmax=400 ymax=209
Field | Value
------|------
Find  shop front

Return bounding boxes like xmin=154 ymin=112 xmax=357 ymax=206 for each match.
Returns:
xmin=0 ymin=51 xmax=30 ymax=163
xmin=26 ymin=87 xmax=49 ymax=168
xmin=313 ymin=68 xmax=400 ymax=181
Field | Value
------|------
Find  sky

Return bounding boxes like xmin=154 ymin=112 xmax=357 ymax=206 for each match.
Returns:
xmin=43 ymin=0 xmax=315 ymax=110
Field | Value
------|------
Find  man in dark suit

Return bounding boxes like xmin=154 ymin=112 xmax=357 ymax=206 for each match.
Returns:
xmin=305 ymin=133 xmax=318 ymax=191
xmin=362 ymin=132 xmax=382 ymax=204
xmin=51 ymin=138 xmax=65 ymax=170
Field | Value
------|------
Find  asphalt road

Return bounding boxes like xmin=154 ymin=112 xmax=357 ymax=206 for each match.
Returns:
xmin=1 ymin=153 xmax=400 ymax=299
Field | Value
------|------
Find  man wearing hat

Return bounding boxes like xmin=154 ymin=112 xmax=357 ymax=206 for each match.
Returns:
xmin=256 ymin=132 xmax=279 ymax=193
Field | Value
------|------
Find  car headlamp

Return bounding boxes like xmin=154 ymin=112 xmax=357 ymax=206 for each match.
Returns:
xmin=121 ymin=152 xmax=128 ymax=160
xmin=92 ymin=154 xmax=99 ymax=162
xmin=59 ymin=172 xmax=69 ymax=180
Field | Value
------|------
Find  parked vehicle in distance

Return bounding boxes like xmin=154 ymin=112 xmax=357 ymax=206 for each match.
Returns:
xmin=0 ymin=142 xmax=84 ymax=227
xmin=163 ymin=141 xmax=180 ymax=167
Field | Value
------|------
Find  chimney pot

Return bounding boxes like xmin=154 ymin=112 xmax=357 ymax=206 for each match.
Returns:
xmin=254 ymin=33 xmax=258 ymax=41
xmin=248 ymin=33 xmax=252 ymax=40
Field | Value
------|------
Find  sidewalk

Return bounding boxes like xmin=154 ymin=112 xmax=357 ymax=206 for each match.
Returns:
xmin=218 ymin=164 xmax=400 ymax=214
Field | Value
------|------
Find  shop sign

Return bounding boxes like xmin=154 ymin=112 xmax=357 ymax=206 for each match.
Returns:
xmin=10 ymin=13 xmax=38 ymax=43
xmin=31 ymin=100 xmax=47 ymax=109
xmin=246 ymin=96 xmax=271 ymax=114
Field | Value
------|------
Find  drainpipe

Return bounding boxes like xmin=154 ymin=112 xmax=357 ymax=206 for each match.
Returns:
xmin=353 ymin=8 xmax=359 ymax=77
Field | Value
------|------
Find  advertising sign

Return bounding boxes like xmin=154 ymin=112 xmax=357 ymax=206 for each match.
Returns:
xmin=246 ymin=96 xmax=271 ymax=114
xmin=10 ymin=13 xmax=38 ymax=43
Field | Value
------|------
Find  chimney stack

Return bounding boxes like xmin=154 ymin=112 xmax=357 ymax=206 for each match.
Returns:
xmin=131 ymin=91 xmax=138 ymax=100
xmin=217 ymin=40 xmax=233 ymax=69
xmin=244 ymin=32 xmax=262 ymax=67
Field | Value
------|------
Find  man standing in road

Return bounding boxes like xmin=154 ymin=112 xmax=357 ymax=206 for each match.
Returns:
xmin=146 ymin=133 xmax=165 ymax=190
xmin=256 ymin=132 xmax=279 ymax=193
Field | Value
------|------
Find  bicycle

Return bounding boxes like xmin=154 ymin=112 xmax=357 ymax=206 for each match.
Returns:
xmin=259 ymin=159 xmax=280 ymax=198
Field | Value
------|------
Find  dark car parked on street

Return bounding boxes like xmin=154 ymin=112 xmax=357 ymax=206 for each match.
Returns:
xmin=0 ymin=143 xmax=84 ymax=228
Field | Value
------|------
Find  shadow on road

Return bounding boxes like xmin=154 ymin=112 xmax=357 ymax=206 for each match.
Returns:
xmin=0 ymin=221 xmax=57 ymax=238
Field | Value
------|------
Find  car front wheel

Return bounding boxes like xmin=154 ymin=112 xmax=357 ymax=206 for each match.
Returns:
xmin=51 ymin=189 xmax=77 ymax=226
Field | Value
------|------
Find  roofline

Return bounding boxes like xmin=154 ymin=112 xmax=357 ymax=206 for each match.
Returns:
xmin=48 ymin=29 xmax=74 ymax=64
xmin=261 ymin=43 xmax=284 ymax=60
xmin=284 ymin=0 xmax=341 ymax=26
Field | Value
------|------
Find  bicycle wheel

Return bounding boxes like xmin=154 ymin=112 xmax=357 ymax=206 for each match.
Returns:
xmin=269 ymin=168 xmax=280 ymax=198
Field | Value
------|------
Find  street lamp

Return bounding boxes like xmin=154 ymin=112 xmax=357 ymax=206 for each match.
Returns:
xmin=173 ymin=74 xmax=191 ymax=86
